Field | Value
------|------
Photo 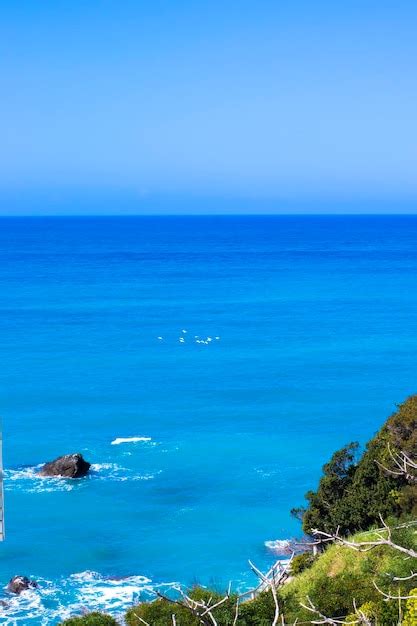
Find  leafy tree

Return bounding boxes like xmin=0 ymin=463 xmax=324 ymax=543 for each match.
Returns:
xmin=299 ymin=395 xmax=417 ymax=535
xmin=300 ymin=442 xmax=359 ymax=534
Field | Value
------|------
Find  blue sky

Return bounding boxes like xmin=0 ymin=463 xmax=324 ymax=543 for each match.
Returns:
xmin=1 ymin=0 xmax=417 ymax=214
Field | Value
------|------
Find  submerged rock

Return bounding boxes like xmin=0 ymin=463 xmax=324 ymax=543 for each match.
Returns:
xmin=39 ymin=453 xmax=91 ymax=478
xmin=7 ymin=576 xmax=38 ymax=595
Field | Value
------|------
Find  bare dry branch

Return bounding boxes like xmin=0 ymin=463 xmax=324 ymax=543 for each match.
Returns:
xmin=310 ymin=516 xmax=417 ymax=559
xmin=352 ymin=599 xmax=371 ymax=626
xmin=155 ymin=580 xmax=237 ymax=626
xmin=300 ymin=595 xmax=359 ymax=624
xmin=373 ymin=580 xmax=417 ymax=601
xmin=155 ymin=590 xmax=211 ymax=625
xmin=392 ymin=571 xmax=417 ymax=581
xmin=249 ymin=560 xmax=280 ymax=626
xmin=376 ymin=443 xmax=417 ymax=483
xmin=232 ymin=598 xmax=240 ymax=626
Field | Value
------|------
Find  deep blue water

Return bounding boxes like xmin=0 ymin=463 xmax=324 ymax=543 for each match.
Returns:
xmin=1 ymin=215 xmax=417 ymax=623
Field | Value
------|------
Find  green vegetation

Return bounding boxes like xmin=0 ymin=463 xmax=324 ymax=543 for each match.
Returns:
xmin=126 ymin=587 xmax=239 ymax=626
xmin=297 ymin=394 xmax=417 ymax=535
xmin=126 ymin=589 xmax=279 ymax=626
xmin=279 ymin=523 xmax=417 ymax=624
xmin=58 ymin=612 xmax=119 ymax=626
xmin=289 ymin=551 xmax=316 ymax=575
xmin=403 ymin=589 xmax=417 ymax=626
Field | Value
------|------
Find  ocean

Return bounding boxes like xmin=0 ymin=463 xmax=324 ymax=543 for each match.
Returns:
xmin=0 ymin=214 xmax=416 ymax=624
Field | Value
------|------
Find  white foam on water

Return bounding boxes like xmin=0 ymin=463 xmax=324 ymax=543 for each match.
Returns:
xmin=0 ymin=571 xmax=179 ymax=625
xmin=90 ymin=463 xmax=119 ymax=471
xmin=264 ymin=539 xmax=292 ymax=555
xmin=4 ymin=466 xmax=76 ymax=494
xmin=111 ymin=437 xmax=152 ymax=445
xmin=89 ymin=464 xmax=160 ymax=482
xmin=5 ymin=461 xmax=160 ymax=493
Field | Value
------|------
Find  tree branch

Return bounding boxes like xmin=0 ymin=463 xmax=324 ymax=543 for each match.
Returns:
xmin=372 ymin=580 xmax=417 ymax=601
xmin=376 ymin=443 xmax=417 ymax=483
xmin=300 ymin=595 xmax=359 ymax=625
xmin=311 ymin=515 xmax=417 ymax=559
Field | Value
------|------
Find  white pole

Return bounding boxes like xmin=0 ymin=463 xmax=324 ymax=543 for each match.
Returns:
xmin=0 ymin=422 xmax=5 ymax=541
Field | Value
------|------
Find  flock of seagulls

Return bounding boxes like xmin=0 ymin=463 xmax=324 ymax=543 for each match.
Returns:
xmin=157 ymin=330 xmax=221 ymax=345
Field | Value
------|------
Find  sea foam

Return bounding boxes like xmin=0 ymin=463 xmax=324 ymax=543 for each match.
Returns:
xmin=4 ymin=466 xmax=75 ymax=493
xmin=111 ymin=437 xmax=152 ymax=445
xmin=0 ymin=571 xmax=178 ymax=625
xmin=5 ymin=461 xmax=159 ymax=493
xmin=264 ymin=539 xmax=292 ymax=555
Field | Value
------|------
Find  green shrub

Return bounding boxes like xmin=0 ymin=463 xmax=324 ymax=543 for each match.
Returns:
xmin=238 ymin=591 xmax=276 ymax=625
xmin=126 ymin=587 xmax=238 ymax=626
xmin=58 ymin=612 xmax=119 ymax=626
xmin=403 ymin=588 xmax=417 ymax=626
xmin=290 ymin=552 xmax=316 ymax=575
xmin=126 ymin=598 xmax=199 ymax=626
xmin=278 ymin=525 xmax=417 ymax=625
xmin=346 ymin=600 xmax=378 ymax=624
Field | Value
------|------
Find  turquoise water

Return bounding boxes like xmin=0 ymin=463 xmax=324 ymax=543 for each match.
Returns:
xmin=1 ymin=215 xmax=416 ymax=623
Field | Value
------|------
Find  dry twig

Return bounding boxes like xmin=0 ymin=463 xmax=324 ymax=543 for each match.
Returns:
xmin=310 ymin=515 xmax=417 ymax=559
xmin=376 ymin=444 xmax=417 ymax=484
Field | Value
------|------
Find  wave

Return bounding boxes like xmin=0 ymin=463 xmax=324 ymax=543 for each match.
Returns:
xmin=4 ymin=466 xmax=76 ymax=493
xmin=5 ymin=463 xmax=161 ymax=493
xmin=264 ymin=539 xmax=292 ymax=555
xmin=90 ymin=464 xmax=160 ymax=482
xmin=0 ymin=571 xmax=178 ymax=625
xmin=111 ymin=437 xmax=152 ymax=445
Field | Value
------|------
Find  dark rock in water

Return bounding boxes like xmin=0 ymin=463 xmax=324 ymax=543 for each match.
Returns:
xmin=7 ymin=576 xmax=38 ymax=594
xmin=39 ymin=453 xmax=91 ymax=478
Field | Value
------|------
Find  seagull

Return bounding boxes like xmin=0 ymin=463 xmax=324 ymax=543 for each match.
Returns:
xmin=157 ymin=336 xmax=164 ymax=340
xmin=181 ymin=329 xmax=187 ymax=334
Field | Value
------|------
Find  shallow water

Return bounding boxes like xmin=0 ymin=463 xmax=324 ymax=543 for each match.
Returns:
xmin=1 ymin=215 xmax=416 ymax=623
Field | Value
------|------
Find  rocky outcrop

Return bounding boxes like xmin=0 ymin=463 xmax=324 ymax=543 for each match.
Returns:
xmin=7 ymin=576 xmax=38 ymax=594
xmin=39 ymin=453 xmax=91 ymax=478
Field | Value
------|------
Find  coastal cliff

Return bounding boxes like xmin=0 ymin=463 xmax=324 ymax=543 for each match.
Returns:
xmin=58 ymin=395 xmax=417 ymax=625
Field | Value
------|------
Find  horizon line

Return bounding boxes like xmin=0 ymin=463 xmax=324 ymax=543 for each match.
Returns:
xmin=0 ymin=212 xmax=417 ymax=218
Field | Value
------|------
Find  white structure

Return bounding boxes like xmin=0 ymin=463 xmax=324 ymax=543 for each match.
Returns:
xmin=0 ymin=429 xmax=4 ymax=540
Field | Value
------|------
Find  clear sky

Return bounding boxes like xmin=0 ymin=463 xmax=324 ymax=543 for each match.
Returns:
xmin=1 ymin=0 xmax=417 ymax=214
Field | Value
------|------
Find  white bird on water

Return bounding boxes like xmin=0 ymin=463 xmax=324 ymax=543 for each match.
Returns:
xmin=181 ymin=329 xmax=187 ymax=334
xmin=157 ymin=336 xmax=164 ymax=341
